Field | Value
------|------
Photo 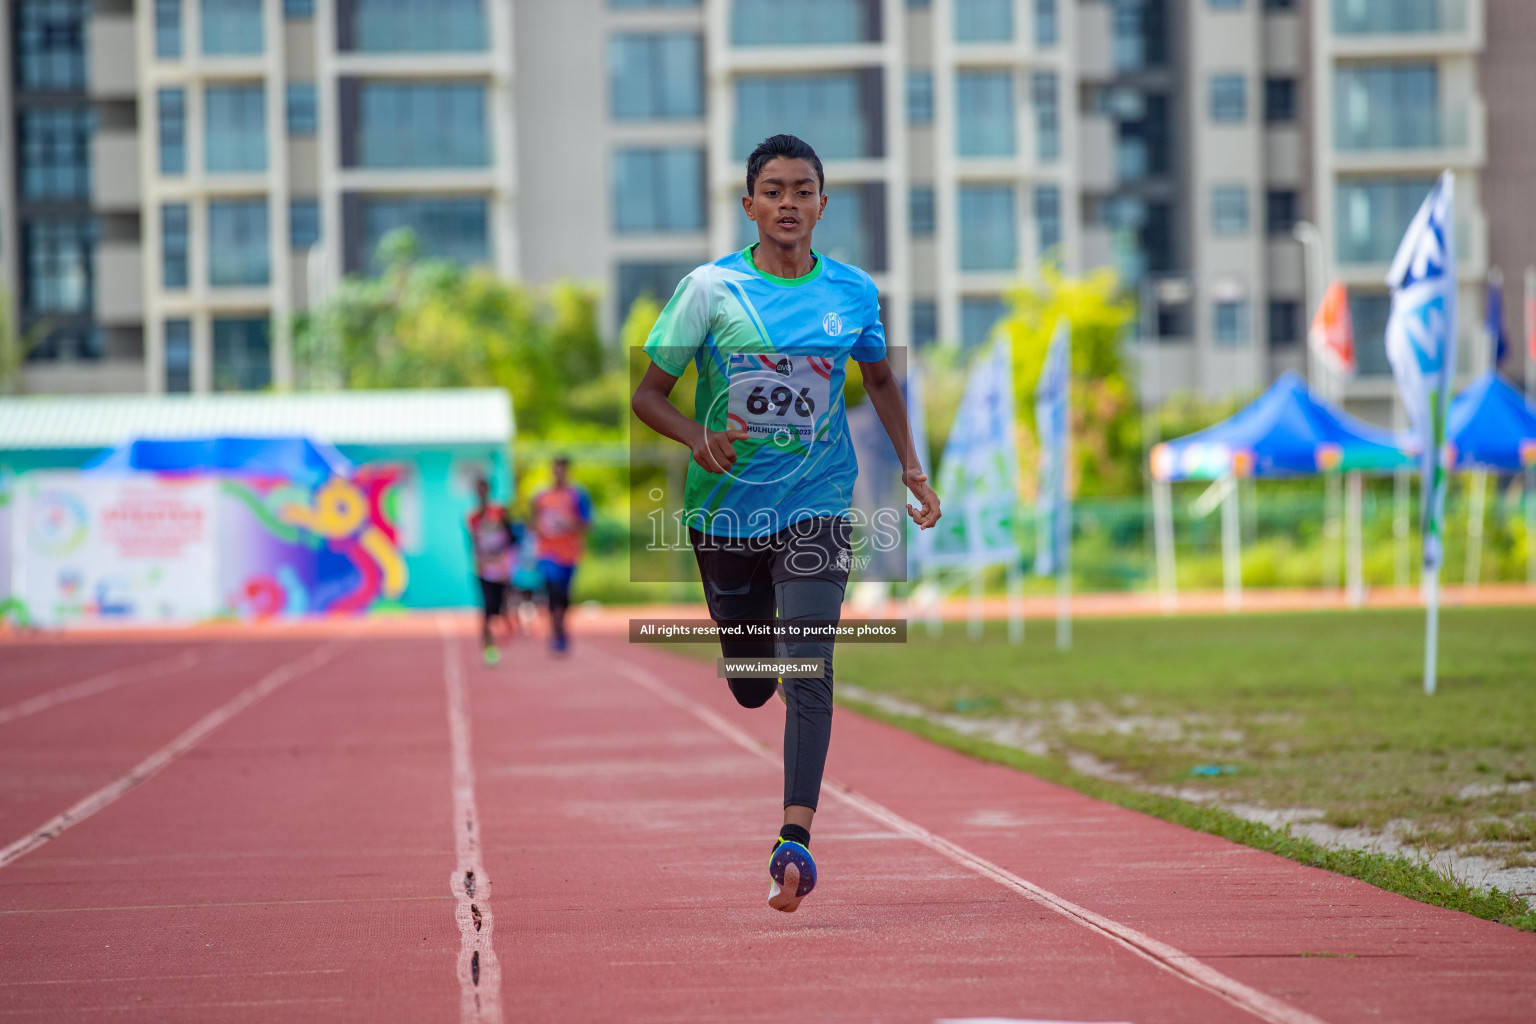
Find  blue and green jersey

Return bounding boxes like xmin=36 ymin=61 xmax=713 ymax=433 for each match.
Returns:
xmin=643 ymin=246 xmax=886 ymax=539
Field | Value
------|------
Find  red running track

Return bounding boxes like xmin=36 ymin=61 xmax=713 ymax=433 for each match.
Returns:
xmin=2 ymin=624 xmax=1533 ymax=1023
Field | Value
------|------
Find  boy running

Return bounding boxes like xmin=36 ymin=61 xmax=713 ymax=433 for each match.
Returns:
xmin=631 ymin=134 xmax=940 ymax=912
xmin=530 ymin=457 xmax=591 ymax=654
xmin=467 ymin=476 xmax=523 ymax=666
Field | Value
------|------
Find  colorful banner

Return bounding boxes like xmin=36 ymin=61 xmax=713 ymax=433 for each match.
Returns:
xmin=925 ymin=334 xmax=1020 ymax=568
xmin=11 ymin=472 xmax=220 ymax=627
xmin=1385 ymin=170 xmax=1457 ymax=574
xmin=7 ymin=468 xmax=410 ymax=627
xmin=1034 ymin=318 xmax=1071 ymax=577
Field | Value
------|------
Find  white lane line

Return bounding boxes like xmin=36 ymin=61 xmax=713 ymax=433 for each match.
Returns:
xmin=0 ymin=640 xmax=348 ymax=871
xmin=610 ymin=659 xmax=1332 ymax=1024
xmin=441 ymin=621 xmax=503 ymax=1024
xmin=0 ymin=649 xmax=203 ymax=728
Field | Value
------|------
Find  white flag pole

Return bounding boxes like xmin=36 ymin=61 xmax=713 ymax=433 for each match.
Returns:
xmin=1346 ymin=469 xmax=1364 ymax=607
xmin=1058 ymin=322 xmax=1073 ymax=650
xmin=1222 ymin=475 xmax=1242 ymax=612
xmin=1424 ymin=566 xmax=1441 ymax=695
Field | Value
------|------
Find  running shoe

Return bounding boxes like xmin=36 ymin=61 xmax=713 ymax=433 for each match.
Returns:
xmin=767 ymin=838 xmax=816 ymax=913
xmin=482 ymin=645 xmax=501 ymax=667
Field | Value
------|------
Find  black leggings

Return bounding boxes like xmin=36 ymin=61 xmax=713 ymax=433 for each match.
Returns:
xmin=690 ymin=517 xmax=851 ymax=811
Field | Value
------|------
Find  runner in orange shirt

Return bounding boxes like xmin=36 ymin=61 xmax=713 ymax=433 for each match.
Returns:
xmin=530 ymin=457 xmax=591 ymax=655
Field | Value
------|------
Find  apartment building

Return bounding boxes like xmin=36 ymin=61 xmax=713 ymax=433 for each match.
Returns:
xmin=1 ymin=0 xmax=1526 ymax=419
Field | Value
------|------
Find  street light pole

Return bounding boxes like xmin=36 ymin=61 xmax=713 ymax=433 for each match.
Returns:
xmin=1293 ymin=221 xmax=1327 ymax=400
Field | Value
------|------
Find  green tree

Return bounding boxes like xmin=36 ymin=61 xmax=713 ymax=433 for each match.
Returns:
xmin=993 ymin=266 xmax=1138 ymax=498
xmin=292 ymin=230 xmax=622 ymax=439
xmin=0 ymin=288 xmax=42 ymax=396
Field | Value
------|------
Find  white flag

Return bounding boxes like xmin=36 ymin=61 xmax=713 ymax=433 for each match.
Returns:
xmin=1034 ymin=318 xmax=1071 ymax=577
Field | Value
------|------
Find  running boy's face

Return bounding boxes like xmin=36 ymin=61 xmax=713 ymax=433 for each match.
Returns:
xmin=742 ymin=157 xmax=826 ymax=250
xmin=475 ymin=479 xmax=489 ymax=504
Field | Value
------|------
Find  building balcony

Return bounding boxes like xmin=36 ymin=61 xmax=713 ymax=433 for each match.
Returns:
xmin=93 ymin=131 xmax=140 ymax=211
xmin=1329 ymin=0 xmax=1482 ymax=55
xmin=88 ymin=15 xmax=137 ymax=98
xmin=96 ymin=242 xmax=145 ymax=325
xmin=1075 ymin=0 xmax=1113 ymax=81
xmin=1078 ymin=116 xmax=1117 ymax=192
xmin=1332 ymin=99 xmax=1486 ymax=173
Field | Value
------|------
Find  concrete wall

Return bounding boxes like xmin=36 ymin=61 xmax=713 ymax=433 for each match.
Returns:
xmin=1480 ymin=0 xmax=1536 ymax=380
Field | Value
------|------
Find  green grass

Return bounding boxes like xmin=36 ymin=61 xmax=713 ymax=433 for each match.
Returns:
xmin=670 ymin=606 xmax=1536 ymax=930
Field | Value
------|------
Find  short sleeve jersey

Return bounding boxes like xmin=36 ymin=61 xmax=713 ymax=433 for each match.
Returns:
xmin=467 ymin=505 xmax=521 ymax=582
xmin=531 ymin=486 xmax=592 ymax=567
xmin=643 ymin=246 xmax=886 ymax=539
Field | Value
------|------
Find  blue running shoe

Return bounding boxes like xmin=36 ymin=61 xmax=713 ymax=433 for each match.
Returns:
xmin=767 ymin=839 xmax=816 ymax=913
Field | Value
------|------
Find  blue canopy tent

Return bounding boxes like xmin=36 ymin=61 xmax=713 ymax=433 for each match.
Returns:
xmin=1445 ymin=371 xmax=1536 ymax=587
xmin=84 ymin=436 xmax=353 ymax=482
xmin=1148 ymin=372 xmax=1412 ymax=611
xmin=1447 ymin=370 xmax=1536 ymax=472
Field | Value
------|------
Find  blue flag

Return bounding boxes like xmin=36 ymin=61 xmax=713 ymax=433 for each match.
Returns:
xmin=1486 ymin=273 xmax=1509 ymax=369
xmin=1034 ymin=318 xmax=1071 ymax=577
xmin=1384 ymin=171 xmax=1457 ymax=574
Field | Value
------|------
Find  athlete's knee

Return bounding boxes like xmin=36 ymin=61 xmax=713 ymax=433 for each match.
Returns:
xmin=727 ymin=677 xmax=778 ymax=708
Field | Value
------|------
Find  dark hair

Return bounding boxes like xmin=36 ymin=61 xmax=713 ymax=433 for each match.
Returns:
xmin=745 ymin=134 xmax=824 ymax=196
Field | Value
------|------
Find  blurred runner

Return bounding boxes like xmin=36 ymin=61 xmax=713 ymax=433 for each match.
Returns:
xmin=630 ymin=134 xmax=940 ymax=913
xmin=530 ymin=457 xmax=591 ymax=655
xmin=467 ymin=476 xmax=524 ymax=666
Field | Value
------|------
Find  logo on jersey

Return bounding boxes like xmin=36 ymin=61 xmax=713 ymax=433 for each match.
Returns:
xmin=775 ymin=357 xmax=793 ymax=376
xmin=823 ymin=312 xmax=843 ymax=337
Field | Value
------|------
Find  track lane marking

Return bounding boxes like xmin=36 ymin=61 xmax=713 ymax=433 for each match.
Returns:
xmin=610 ymin=658 xmax=1332 ymax=1024
xmin=0 ymin=640 xmax=348 ymax=871
xmin=441 ymin=621 xmax=503 ymax=1024
xmin=0 ymin=649 xmax=203 ymax=727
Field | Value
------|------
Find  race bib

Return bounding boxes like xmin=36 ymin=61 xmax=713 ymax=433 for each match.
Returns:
xmin=725 ymin=352 xmax=834 ymax=445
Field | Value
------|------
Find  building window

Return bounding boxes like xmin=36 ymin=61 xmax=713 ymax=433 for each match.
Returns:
xmin=1211 ymin=185 xmax=1249 ymax=236
xmin=1144 ymin=200 xmax=1174 ymax=273
xmin=1034 ymin=0 xmax=1058 ymax=46
xmin=1214 ymin=300 xmax=1250 ymax=345
xmin=1348 ymin=292 xmax=1392 ymax=375
xmin=162 ymin=203 xmax=189 ymax=288
xmin=613 ymin=147 xmax=705 ymax=233
xmin=612 ymin=0 xmax=701 ymax=6
xmin=1264 ymin=77 xmax=1297 ymax=122
xmin=1266 ymin=189 xmax=1298 ymax=235
xmin=205 ymin=84 xmax=267 ymax=172
xmin=290 ymin=199 xmax=320 ymax=249
xmin=1209 ymin=74 xmax=1246 ymax=123
xmin=286 ymin=83 xmax=317 ymax=136
xmin=208 ymin=198 xmax=270 ymax=286
xmin=158 ymin=88 xmax=186 ymax=174
xmin=155 ymin=0 xmax=182 ymax=58
xmin=617 ymin=261 xmax=698 ymax=320
xmin=611 ymin=33 xmax=704 ymax=121
xmin=213 ymin=318 xmax=272 ymax=391
xmin=1333 ymin=64 xmax=1439 ymax=151
xmin=284 ymin=0 xmax=314 ymax=16
xmin=730 ymin=0 xmax=879 ymax=45
xmin=906 ymin=70 xmax=934 ymax=125
xmin=16 ymin=0 xmax=87 ymax=91
xmin=1032 ymin=72 xmax=1060 ymax=163
xmin=164 ymin=320 xmax=192 ymax=393
xmin=19 ymin=110 xmax=92 ymax=201
xmin=736 ymin=72 xmax=882 ymax=160
xmin=1336 ymin=176 xmax=1437 ymax=264
xmin=339 ymin=0 xmax=484 ymax=52
xmin=1264 ymin=0 xmax=1295 ymax=8
xmin=22 ymin=219 xmax=94 ymax=314
xmin=1333 ymin=0 xmax=1438 ymax=35
xmin=956 ymin=71 xmax=1015 ymax=157
xmin=202 ymin=0 xmax=263 ymax=55
xmin=1209 ymin=0 xmax=1243 ymax=8
xmin=954 ymin=0 xmax=1013 ymax=41
xmin=344 ymin=81 xmax=488 ymax=168
xmin=1035 ymin=185 xmax=1062 ymax=261
xmin=1268 ymin=300 xmax=1301 ymax=345
xmin=961 ymin=295 xmax=1007 ymax=348
xmin=353 ymin=196 xmax=490 ymax=272
xmin=812 ymin=183 xmax=887 ymax=271
xmin=909 ymin=186 xmax=935 ymax=237
xmin=911 ymin=300 xmax=938 ymax=347
xmin=958 ymin=184 xmax=1016 ymax=271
